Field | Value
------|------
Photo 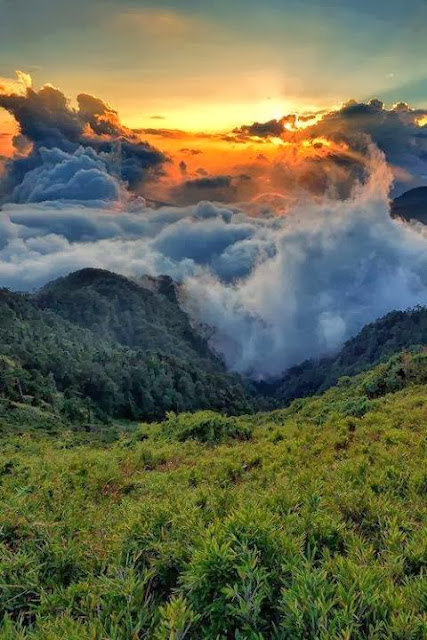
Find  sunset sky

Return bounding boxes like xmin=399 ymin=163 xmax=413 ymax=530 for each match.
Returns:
xmin=1 ymin=0 xmax=426 ymax=132
xmin=0 ymin=0 xmax=426 ymax=371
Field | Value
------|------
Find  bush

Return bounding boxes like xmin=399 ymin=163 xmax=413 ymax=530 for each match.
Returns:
xmin=362 ymin=352 xmax=427 ymax=398
xmin=160 ymin=410 xmax=252 ymax=444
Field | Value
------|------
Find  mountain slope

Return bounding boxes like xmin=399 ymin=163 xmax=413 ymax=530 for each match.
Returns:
xmin=0 ymin=282 xmax=254 ymax=427
xmin=1 ymin=351 xmax=426 ymax=638
xmin=268 ymin=306 xmax=427 ymax=404
xmin=1 ymin=268 xmax=426 ymax=427
xmin=35 ymin=268 xmax=215 ymax=366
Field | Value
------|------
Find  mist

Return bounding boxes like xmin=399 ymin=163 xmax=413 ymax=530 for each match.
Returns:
xmin=0 ymin=146 xmax=426 ymax=378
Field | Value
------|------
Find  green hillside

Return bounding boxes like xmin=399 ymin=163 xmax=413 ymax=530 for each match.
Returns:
xmin=268 ymin=306 xmax=427 ymax=405
xmin=0 ymin=279 xmax=254 ymax=427
xmin=35 ymin=268 xmax=215 ymax=365
xmin=1 ymin=351 xmax=426 ymax=639
xmin=1 ymin=269 xmax=426 ymax=432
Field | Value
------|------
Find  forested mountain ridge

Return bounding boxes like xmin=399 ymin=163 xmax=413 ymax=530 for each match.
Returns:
xmin=35 ymin=268 xmax=215 ymax=366
xmin=1 ymin=268 xmax=426 ymax=430
xmin=268 ymin=306 xmax=427 ymax=404
xmin=0 ymin=279 xmax=255 ymax=428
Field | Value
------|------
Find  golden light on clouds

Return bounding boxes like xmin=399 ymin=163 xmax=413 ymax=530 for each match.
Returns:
xmin=0 ymin=69 xmax=32 ymax=96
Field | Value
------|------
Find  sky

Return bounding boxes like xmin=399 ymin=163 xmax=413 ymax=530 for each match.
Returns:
xmin=0 ymin=0 xmax=427 ymax=376
xmin=1 ymin=0 xmax=427 ymax=131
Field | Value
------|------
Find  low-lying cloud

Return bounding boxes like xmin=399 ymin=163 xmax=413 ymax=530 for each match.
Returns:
xmin=0 ymin=148 xmax=426 ymax=378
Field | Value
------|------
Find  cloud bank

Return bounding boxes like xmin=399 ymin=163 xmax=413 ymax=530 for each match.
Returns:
xmin=0 ymin=148 xmax=426 ymax=378
xmin=1 ymin=75 xmax=427 ymax=378
xmin=234 ymin=99 xmax=427 ymax=198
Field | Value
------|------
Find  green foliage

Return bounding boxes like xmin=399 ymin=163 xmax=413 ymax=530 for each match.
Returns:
xmin=362 ymin=351 xmax=427 ymax=398
xmin=0 ymin=354 xmax=426 ymax=638
xmin=270 ymin=306 xmax=427 ymax=405
xmin=0 ymin=273 xmax=255 ymax=426
xmin=161 ymin=410 xmax=253 ymax=443
xmin=35 ymin=268 xmax=213 ymax=364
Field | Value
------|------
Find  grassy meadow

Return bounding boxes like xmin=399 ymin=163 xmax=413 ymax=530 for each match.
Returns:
xmin=1 ymin=352 xmax=427 ymax=639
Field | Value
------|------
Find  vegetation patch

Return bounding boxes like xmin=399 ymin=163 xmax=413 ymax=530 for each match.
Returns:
xmin=0 ymin=354 xmax=426 ymax=638
xmin=160 ymin=410 xmax=253 ymax=444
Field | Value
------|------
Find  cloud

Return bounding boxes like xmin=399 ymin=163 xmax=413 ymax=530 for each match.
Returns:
xmin=234 ymin=99 xmax=427 ymax=197
xmin=306 ymin=99 xmax=427 ymax=182
xmin=0 ymin=74 xmax=168 ymax=201
xmin=171 ymin=174 xmax=257 ymax=206
xmin=0 ymin=149 xmax=426 ymax=379
xmin=9 ymin=146 xmax=124 ymax=204
xmin=183 ymin=151 xmax=427 ymax=377
xmin=180 ymin=148 xmax=203 ymax=156
xmin=233 ymin=117 xmax=287 ymax=139
xmin=152 ymin=215 xmax=255 ymax=265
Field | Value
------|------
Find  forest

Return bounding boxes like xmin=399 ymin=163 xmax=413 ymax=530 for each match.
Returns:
xmin=1 ymin=268 xmax=426 ymax=432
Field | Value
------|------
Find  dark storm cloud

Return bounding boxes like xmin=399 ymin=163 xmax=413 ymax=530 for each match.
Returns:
xmin=0 ymin=82 xmax=168 ymax=202
xmin=171 ymin=175 xmax=235 ymax=204
xmin=233 ymin=117 xmax=285 ymax=139
xmin=306 ymin=100 xmax=427 ymax=194
xmin=180 ymin=148 xmax=203 ymax=156
xmin=307 ymin=99 xmax=427 ymax=157
xmin=182 ymin=175 xmax=233 ymax=190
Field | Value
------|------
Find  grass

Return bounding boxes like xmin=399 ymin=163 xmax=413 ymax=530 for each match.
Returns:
xmin=0 ymin=353 xmax=426 ymax=638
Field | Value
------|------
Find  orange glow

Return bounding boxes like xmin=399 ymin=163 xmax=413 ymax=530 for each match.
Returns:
xmin=137 ymin=116 xmax=358 ymax=209
xmin=416 ymin=115 xmax=427 ymax=127
xmin=283 ymin=112 xmax=323 ymax=132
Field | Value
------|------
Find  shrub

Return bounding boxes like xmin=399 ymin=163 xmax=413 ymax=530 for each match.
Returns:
xmin=160 ymin=411 xmax=252 ymax=444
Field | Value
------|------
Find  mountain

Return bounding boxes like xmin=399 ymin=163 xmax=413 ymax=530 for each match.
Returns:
xmin=35 ymin=268 xmax=213 ymax=365
xmin=1 ymin=268 xmax=426 ymax=430
xmin=391 ymin=187 xmax=427 ymax=225
xmin=266 ymin=306 xmax=427 ymax=405
xmin=0 ymin=272 xmax=255 ymax=428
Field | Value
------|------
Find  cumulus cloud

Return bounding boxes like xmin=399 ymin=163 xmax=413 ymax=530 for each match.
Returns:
xmin=184 ymin=151 xmax=427 ymax=376
xmin=9 ymin=146 xmax=125 ymax=203
xmin=0 ymin=149 xmax=426 ymax=379
xmin=303 ymin=100 xmax=427 ymax=194
xmin=0 ymin=74 xmax=167 ymax=202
